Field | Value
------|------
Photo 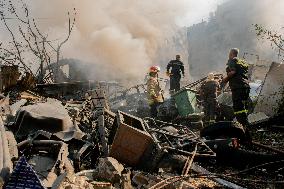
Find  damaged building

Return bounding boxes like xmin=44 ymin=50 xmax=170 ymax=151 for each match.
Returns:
xmin=0 ymin=59 xmax=283 ymax=189
xmin=0 ymin=0 xmax=284 ymax=189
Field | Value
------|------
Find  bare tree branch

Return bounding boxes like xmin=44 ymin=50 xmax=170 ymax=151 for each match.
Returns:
xmin=0 ymin=0 xmax=76 ymax=83
xmin=255 ymin=24 xmax=284 ymax=54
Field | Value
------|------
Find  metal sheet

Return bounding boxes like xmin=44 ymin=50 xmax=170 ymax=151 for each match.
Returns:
xmin=254 ymin=62 xmax=284 ymax=117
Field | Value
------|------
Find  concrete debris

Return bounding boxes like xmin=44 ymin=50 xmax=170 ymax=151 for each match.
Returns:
xmin=120 ymin=170 xmax=133 ymax=189
xmin=248 ymin=112 xmax=269 ymax=125
xmin=132 ymin=172 xmax=162 ymax=188
xmin=132 ymin=171 xmax=220 ymax=188
xmin=15 ymin=101 xmax=74 ymax=137
xmin=59 ymin=176 xmax=96 ymax=189
xmin=254 ymin=62 xmax=284 ymax=117
xmin=0 ymin=69 xmax=283 ymax=189
xmin=96 ymin=157 xmax=124 ymax=184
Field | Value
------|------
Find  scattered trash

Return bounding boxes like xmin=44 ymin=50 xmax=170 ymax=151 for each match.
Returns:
xmin=0 ymin=67 xmax=283 ymax=189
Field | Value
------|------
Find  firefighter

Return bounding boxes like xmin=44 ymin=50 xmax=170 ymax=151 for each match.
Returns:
xmin=147 ymin=66 xmax=164 ymax=117
xmin=200 ymin=73 xmax=220 ymax=123
xmin=166 ymin=55 xmax=185 ymax=93
xmin=222 ymin=48 xmax=251 ymax=141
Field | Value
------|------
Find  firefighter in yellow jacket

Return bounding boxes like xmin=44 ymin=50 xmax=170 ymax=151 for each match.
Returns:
xmin=147 ymin=66 xmax=164 ymax=117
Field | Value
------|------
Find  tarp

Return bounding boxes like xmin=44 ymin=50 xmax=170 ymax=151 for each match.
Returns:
xmin=4 ymin=156 xmax=45 ymax=189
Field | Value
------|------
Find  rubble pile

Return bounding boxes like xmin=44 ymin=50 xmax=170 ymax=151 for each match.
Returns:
xmin=0 ymin=67 xmax=283 ymax=189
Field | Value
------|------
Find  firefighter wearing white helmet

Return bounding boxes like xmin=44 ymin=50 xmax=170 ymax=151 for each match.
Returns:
xmin=147 ymin=66 xmax=164 ymax=117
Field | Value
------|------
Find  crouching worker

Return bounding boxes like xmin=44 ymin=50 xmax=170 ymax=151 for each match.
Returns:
xmin=147 ymin=66 xmax=164 ymax=117
xmin=200 ymin=73 xmax=220 ymax=124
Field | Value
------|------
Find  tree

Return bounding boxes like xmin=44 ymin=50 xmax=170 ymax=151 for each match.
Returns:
xmin=0 ymin=0 xmax=76 ymax=83
xmin=254 ymin=24 xmax=284 ymax=61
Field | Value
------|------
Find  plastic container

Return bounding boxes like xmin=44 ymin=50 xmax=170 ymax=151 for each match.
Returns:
xmin=173 ymin=88 xmax=197 ymax=117
xmin=109 ymin=111 xmax=154 ymax=166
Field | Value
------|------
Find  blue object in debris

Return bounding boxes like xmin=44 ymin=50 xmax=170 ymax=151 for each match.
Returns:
xmin=4 ymin=156 xmax=45 ymax=189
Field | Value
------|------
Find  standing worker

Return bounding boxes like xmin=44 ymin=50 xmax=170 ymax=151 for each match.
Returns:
xmin=147 ymin=66 xmax=164 ymax=117
xmin=166 ymin=55 xmax=185 ymax=93
xmin=200 ymin=73 xmax=220 ymax=124
xmin=221 ymin=48 xmax=251 ymax=141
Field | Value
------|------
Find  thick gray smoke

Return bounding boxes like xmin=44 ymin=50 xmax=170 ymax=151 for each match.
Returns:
xmin=187 ymin=0 xmax=284 ymax=79
xmin=20 ymin=0 xmax=192 ymax=84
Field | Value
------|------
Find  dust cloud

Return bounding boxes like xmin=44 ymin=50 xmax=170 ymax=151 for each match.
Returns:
xmin=23 ymin=0 xmax=191 ymax=84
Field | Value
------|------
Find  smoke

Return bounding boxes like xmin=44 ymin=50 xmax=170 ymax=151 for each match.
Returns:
xmin=187 ymin=0 xmax=284 ymax=79
xmin=17 ymin=0 xmax=192 ymax=84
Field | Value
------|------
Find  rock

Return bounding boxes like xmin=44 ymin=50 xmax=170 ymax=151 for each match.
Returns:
xmin=132 ymin=172 xmax=164 ymax=188
xmin=121 ymin=170 xmax=133 ymax=189
xmin=132 ymin=171 xmax=189 ymax=189
xmin=179 ymin=181 xmax=196 ymax=189
xmin=96 ymin=157 xmax=124 ymax=184
xmin=158 ymin=154 xmax=187 ymax=174
xmin=59 ymin=176 xmax=95 ymax=189
xmin=248 ymin=112 xmax=269 ymax=125
xmin=161 ymin=126 xmax=179 ymax=135
xmin=132 ymin=172 xmax=150 ymax=186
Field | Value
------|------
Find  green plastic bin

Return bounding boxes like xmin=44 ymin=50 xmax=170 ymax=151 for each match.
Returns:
xmin=173 ymin=88 xmax=197 ymax=117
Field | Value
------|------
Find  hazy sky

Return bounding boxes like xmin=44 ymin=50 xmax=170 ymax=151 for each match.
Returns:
xmin=177 ymin=0 xmax=228 ymax=26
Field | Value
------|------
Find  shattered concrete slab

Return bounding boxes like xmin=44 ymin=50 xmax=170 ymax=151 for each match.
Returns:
xmin=95 ymin=157 xmax=124 ymax=184
xmin=14 ymin=100 xmax=75 ymax=137
xmin=254 ymin=62 xmax=284 ymax=117
xmin=248 ymin=112 xmax=269 ymax=125
xmin=0 ymin=70 xmax=283 ymax=189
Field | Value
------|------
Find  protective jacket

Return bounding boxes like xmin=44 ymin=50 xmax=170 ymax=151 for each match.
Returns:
xmin=147 ymin=76 xmax=163 ymax=105
xmin=167 ymin=60 xmax=185 ymax=77
xmin=226 ymin=57 xmax=250 ymax=90
xmin=200 ymin=80 xmax=219 ymax=99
